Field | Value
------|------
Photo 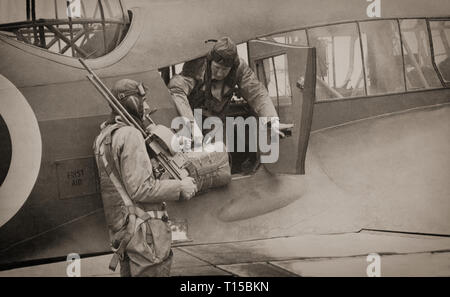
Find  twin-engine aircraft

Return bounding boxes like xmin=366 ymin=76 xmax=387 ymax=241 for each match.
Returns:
xmin=0 ymin=0 xmax=449 ymax=271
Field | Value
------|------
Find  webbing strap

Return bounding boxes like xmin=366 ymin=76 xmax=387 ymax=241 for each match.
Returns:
xmin=100 ymin=144 xmax=134 ymax=207
xmin=127 ymin=206 xmax=169 ymax=222
xmin=108 ymin=232 xmax=132 ymax=271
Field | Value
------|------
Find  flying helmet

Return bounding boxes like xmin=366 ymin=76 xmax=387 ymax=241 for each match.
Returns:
xmin=207 ymin=36 xmax=239 ymax=67
xmin=111 ymin=79 xmax=148 ymax=119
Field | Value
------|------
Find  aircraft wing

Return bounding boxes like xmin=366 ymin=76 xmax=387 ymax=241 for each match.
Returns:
xmin=1 ymin=103 xmax=449 ymax=276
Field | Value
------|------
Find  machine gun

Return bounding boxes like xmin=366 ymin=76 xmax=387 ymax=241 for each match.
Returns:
xmin=79 ymin=58 xmax=189 ymax=180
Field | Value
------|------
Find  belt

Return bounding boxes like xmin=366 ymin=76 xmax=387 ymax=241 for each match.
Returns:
xmin=127 ymin=205 xmax=169 ymax=223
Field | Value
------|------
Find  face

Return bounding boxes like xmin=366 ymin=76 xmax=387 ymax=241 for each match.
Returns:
xmin=211 ymin=61 xmax=231 ymax=81
xmin=140 ymin=98 xmax=150 ymax=120
xmin=125 ymin=95 xmax=145 ymax=120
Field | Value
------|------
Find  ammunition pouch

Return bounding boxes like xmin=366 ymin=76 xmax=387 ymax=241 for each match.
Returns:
xmin=184 ymin=148 xmax=231 ymax=194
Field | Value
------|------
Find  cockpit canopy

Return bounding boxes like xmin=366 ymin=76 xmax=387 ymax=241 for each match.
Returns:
xmin=0 ymin=0 xmax=130 ymax=59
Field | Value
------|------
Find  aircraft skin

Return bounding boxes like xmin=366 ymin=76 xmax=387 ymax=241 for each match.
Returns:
xmin=0 ymin=0 xmax=449 ymax=269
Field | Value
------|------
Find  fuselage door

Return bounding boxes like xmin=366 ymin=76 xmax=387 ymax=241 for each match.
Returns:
xmin=248 ymin=40 xmax=316 ymax=174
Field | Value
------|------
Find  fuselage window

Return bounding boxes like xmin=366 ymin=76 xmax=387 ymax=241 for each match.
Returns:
xmin=0 ymin=0 xmax=130 ymax=59
xmin=173 ymin=63 xmax=184 ymax=76
xmin=258 ymin=29 xmax=308 ymax=47
xmin=254 ymin=54 xmax=293 ymax=123
xmin=359 ymin=20 xmax=406 ymax=95
xmin=259 ymin=19 xmax=447 ymax=99
xmin=430 ymin=20 xmax=450 ymax=83
xmin=159 ymin=63 xmax=183 ymax=85
xmin=160 ymin=43 xmax=248 ymax=85
xmin=308 ymin=23 xmax=365 ymax=101
xmin=237 ymin=42 xmax=249 ymax=64
xmin=400 ymin=19 xmax=442 ymax=90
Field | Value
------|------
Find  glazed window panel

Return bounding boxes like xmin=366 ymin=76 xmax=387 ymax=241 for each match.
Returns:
xmin=0 ymin=1 xmax=26 ymax=23
xmin=259 ymin=29 xmax=308 ymax=47
xmin=359 ymin=20 xmax=406 ymax=95
xmin=400 ymin=19 xmax=442 ymax=90
xmin=430 ymin=20 xmax=450 ymax=82
xmin=65 ymin=0 xmax=129 ymax=59
xmin=268 ymin=55 xmax=291 ymax=97
xmin=254 ymin=54 xmax=293 ymax=123
xmin=257 ymin=54 xmax=292 ymax=99
xmin=237 ymin=42 xmax=249 ymax=64
xmin=174 ymin=63 xmax=184 ymax=75
xmin=164 ymin=43 xmax=247 ymax=81
xmin=308 ymin=23 xmax=365 ymax=101
xmin=0 ymin=0 xmax=129 ymax=59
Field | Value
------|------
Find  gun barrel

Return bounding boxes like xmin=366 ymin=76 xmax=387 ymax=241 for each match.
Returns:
xmin=80 ymin=59 xmax=186 ymax=181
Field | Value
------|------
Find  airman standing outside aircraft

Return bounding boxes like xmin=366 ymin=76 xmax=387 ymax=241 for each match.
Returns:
xmin=93 ymin=79 xmax=197 ymax=277
xmin=93 ymin=79 xmax=231 ymax=276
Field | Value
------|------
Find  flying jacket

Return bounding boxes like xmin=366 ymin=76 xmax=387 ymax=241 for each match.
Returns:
xmin=168 ymin=58 xmax=278 ymax=122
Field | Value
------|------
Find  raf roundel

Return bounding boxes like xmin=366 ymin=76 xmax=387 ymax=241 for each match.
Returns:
xmin=0 ymin=75 xmax=42 ymax=228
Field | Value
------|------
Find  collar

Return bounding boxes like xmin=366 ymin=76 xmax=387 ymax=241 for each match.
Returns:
xmin=100 ymin=115 xmax=126 ymax=130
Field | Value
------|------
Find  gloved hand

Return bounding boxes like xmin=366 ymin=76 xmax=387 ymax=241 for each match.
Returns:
xmin=180 ymin=177 xmax=197 ymax=201
xmin=268 ymin=118 xmax=293 ymax=139
xmin=191 ymin=123 xmax=204 ymax=150
xmin=177 ymin=135 xmax=192 ymax=152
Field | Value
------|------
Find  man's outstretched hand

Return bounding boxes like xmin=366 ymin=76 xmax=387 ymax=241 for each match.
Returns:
xmin=271 ymin=118 xmax=294 ymax=139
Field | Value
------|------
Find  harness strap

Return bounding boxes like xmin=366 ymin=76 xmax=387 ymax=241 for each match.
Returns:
xmin=127 ymin=206 xmax=169 ymax=223
xmin=109 ymin=231 xmax=133 ymax=271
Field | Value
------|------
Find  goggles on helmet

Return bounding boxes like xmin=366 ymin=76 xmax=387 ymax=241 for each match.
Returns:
xmin=117 ymin=82 xmax=147 ymax=100
xmin=210 ymin=50 xmax=236 ymax=67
